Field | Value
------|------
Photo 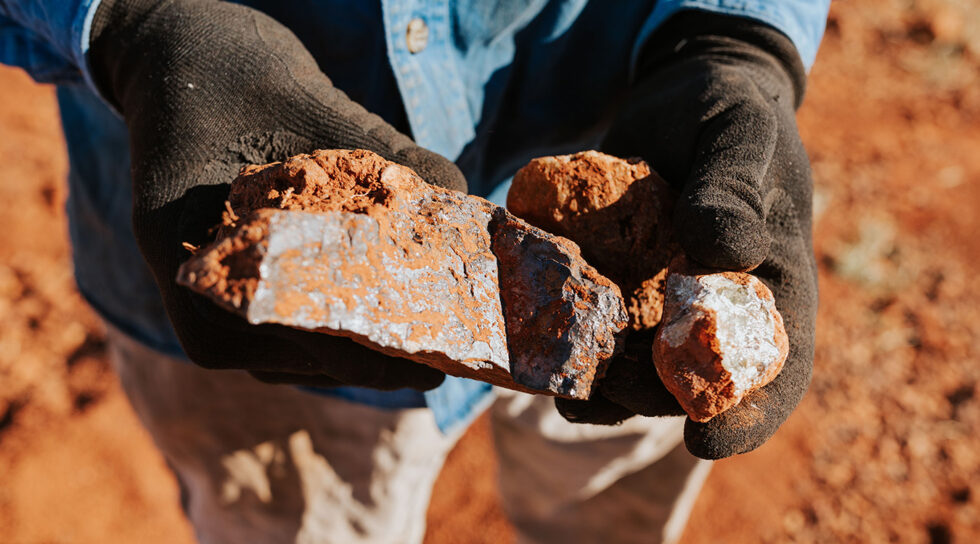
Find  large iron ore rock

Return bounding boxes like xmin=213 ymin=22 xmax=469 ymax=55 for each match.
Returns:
xmin=177 ymin=149 xmax=627 ymax=399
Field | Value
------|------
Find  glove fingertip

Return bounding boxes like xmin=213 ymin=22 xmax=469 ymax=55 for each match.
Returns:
xmin=406 ymin=367 xmax=447 ymax=391
xmin=675 ymin=202 xmax=771 ymax=271
xmin=359 ymin=351 xmax=446 ymax=391
xmin=555 ymin=392 xmax=636 ymax=426
xmin=248 ymin=371 xmax=344 ymax=388
xmin=682 ymin=400 xmax=779 ymax=460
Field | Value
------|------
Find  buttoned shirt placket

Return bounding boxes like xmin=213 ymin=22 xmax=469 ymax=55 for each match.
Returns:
xmin=381 ymin=0 xmax=476 ymax=162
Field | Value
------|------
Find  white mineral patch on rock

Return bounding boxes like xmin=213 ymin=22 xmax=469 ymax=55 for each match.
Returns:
xmin=653 ymin=270 xmax=789 ymax=422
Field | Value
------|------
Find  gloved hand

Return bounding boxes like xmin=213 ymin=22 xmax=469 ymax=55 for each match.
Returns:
xmin=88 ymin=0 xmax=467 ymax=390
xmin=555 ymin=11 xmax=819 ymax=459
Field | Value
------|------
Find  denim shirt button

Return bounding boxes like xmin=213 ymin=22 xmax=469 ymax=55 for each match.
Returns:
xmin=405 ymin=18 xmax=429 ymax=54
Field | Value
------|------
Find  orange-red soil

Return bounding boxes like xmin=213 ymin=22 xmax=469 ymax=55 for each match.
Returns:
xmin=1 ymin=1 xmax=979 ymax=542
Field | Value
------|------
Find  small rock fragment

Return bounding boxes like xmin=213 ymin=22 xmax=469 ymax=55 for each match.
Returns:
xmin=508 ymin=151 xmax=676 ymax=330
xmin=491 ymin=211 xmax=627 ymax=397
xmin=178 ymin=149 xmax=628 ymax=399
xmin=653 ymin=263 xmax=789 ymax=422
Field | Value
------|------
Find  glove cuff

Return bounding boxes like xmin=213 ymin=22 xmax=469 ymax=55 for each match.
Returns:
xmin=88 ymin=0 xmax=168 ymax=112
xmin=637 ymin=11 xmax=808 ymax=109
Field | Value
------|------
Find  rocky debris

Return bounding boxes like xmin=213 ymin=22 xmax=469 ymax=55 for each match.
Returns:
xmin=653 ymin=261 xmax=789 ymax=422
xmin=177 ymin=149 xmax=627 ymax=399
xmin=508 ymin=151 xmax=676 ymax=330
xmin=508 ymin=151 xmax=789 ymax=420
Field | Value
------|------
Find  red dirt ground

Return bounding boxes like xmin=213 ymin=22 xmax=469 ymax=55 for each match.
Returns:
xmin=2 ymin=1 xmax=979 ymax=542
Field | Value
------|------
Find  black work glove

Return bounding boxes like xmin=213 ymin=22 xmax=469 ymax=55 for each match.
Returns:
xmin=88 ymin=0 xmax=467 ymax=390
xmin=556 ymin=11 xmax=819 ymax=459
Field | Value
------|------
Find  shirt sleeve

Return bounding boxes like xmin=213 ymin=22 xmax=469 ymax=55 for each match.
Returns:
xmin=634 ymin=0 xmax=832 ymax=72
xmin=0 ymin=0 xmax=103 ymax=88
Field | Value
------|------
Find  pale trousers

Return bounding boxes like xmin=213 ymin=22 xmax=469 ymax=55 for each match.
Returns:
xmin=107 ymin=327 xmax=712 ymax=544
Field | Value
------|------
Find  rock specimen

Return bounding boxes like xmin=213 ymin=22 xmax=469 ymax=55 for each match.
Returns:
xmin=177 ymin=149 xmax=627 ymax=399
xmin=507 ymin=151 xmax=788 ymax=421
xmin=490 ymin=212 xmax=629 ymax=395
xmin=653 ymin=262 xmax=789 ymax=422
xmin=508 ymin=151 xmax=676 ymax=330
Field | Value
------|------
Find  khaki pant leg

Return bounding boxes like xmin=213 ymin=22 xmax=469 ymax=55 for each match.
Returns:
xmin=106 ymin=327 xmax=458 ymax=544
xmin=491 ymin=390 xmax=712 ymax=544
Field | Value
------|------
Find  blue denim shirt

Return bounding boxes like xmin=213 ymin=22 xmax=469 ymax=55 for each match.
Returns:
xmin=2 ymin=0 xmax=829 ymax=435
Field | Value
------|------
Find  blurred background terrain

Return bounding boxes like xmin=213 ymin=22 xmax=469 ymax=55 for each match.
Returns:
xmin=1 ymin=0 xmax=978 ymax=542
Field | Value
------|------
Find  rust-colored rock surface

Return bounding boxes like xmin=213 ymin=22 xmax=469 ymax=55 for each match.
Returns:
xmin=490 ymin=212 xmax=626 ymax=396
xmin=652 ymin=262 xmax=789 ymax=422
xmin=508 ymin=151 xmax=676 ymax=330
xmin=177 ymin=149 xmax=627 ymax=399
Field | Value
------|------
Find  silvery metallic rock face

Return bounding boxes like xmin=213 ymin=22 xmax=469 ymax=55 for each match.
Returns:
xmin=177 ymin=149 xmax=628 ymax=399
xmin=653 ymin=268 xmax=789 ymax=422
